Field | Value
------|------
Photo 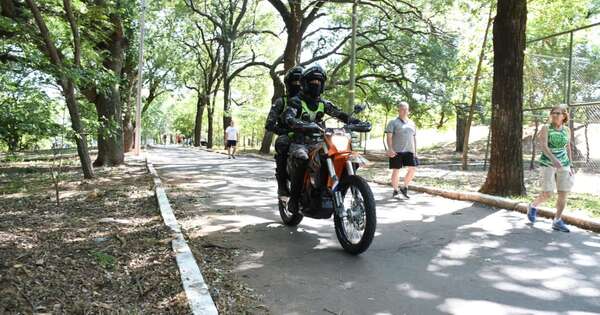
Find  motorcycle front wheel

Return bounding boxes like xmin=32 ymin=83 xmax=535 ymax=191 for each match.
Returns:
xmin=334 ymin=175 xmax=376 ymax=255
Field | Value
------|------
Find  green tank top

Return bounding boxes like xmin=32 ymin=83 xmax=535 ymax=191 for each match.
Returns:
xmin=539 ymin=125 xmax=570 ymax=167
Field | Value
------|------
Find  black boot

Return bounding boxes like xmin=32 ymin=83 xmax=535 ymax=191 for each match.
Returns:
xmin=288 ymin=196 xmax=299 ymax=213
xmin=288 ymin=158 xmax=307 ymax=214
xmin=276 ymin=173 xmax=290 ymax=197
xmin=275 ymin=154 xmax=290 ymax=197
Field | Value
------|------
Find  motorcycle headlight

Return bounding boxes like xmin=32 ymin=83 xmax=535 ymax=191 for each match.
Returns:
xmin=331 ymin=134 xmax=350 ymax=151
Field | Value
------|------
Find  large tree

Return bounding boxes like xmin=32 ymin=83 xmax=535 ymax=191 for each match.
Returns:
xmin=259 ymin=0 xmax=448 ymax=153
xmin=176 ymin=12 xmax=223 ymax=149
xmin=2 ymin=0 xmax=95 ymax=178
xmin=82 ymin=0 xmax=128 ymax=167
xmin=185 ymin=0 xmax=273 ymax=143
xmin=480 ymin=0 xmax=527 ymax=196
xmin=258 ymin=0 xmax=326 ymax=153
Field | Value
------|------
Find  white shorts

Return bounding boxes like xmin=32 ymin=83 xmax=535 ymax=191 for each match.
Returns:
xmin=540 ymin=166 xmax=574 ymax=192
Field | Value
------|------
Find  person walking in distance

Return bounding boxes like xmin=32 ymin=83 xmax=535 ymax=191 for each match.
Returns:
xmin=385 ymin=101 xmax=418 ymax=199
xmin=527 ymin=105 xmax=575 ymax=233
xmin=224 ymin=120 xmax=239 ymax=159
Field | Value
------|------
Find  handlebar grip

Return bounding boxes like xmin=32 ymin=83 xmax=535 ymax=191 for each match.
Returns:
xmin=348 ymin=122 xmax=372 ymax=132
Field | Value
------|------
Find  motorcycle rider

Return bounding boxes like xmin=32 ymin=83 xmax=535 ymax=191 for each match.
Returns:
xmin=282 ymin=65 xmax=361 ymax=212
xmin=264 ymin=66 xmax=304 ymax=197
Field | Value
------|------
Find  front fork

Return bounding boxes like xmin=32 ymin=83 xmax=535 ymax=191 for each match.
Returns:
xmin=325 ymin=155 xmax=356 ymax=218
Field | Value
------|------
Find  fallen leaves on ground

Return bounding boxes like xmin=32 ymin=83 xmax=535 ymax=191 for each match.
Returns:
xmin=0 ymin=157 xmax=189 ymax=314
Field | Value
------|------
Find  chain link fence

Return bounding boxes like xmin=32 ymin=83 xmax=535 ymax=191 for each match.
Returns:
xmin=523 ymin=23 xmax=600 ymax=173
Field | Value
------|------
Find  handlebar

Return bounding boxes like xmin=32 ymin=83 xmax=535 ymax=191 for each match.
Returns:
xmin=293 ymin=121 xmax=371 ymax=134
xmin=345 ymin=121 xmax=372 ymax=133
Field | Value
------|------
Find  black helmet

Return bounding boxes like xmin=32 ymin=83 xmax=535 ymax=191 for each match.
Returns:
xmin=284 ymin=66 xmax=303 ymax=97
xmin=284 ymin=66 xmax=304 ymax=86
xmin=301 ymin=65 xmax=327 ymax=94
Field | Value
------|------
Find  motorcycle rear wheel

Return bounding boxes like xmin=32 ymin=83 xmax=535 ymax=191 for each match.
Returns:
xmin=279 ymin=180 xmax=303 ymax=226
xmin=334 ymin=175 xmax=376 ymax=255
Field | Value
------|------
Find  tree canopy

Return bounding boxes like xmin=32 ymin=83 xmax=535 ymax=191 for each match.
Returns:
xmin=1 ymin=0 xmax=599 ymax=195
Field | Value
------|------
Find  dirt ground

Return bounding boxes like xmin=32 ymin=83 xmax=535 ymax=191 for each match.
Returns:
xmin=0 ymin=156 xmax=189 ymax=314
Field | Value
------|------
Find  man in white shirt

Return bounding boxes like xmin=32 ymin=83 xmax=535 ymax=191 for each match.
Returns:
xmin=224 ymin=120 xmax=239 ymax=159
xmin=385 ymin=101 xmax=418 ymax=199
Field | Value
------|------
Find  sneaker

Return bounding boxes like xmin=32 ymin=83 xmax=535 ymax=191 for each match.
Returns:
xmin=527 ymin=204 xmax=537 ymax=223
xmin=400 ymin=187 xmax=410 ymax=199
xmin=392 ymin=190 xmax=400 ymax=199
xmin=228 ymin=155 xmax=231 ymax=159
xmin=552 ymin=219 xmax=570 ymax=233
xmin=232 ymin=155 xmax=236 ymax=159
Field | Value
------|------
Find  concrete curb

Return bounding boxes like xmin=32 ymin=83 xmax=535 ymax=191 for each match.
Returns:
xmin=372 ymin=179 xmax=600 ymax=233
xmin=146 ymin=158 xmax=219 ymax=315
xmin=180 ymin=146 xmax=600 ymax=233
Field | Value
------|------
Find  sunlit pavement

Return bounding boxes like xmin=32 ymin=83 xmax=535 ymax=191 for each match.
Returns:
xmin=149 ymin=146 xmax=600 ymax=315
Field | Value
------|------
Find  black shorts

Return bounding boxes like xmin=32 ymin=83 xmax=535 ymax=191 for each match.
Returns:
xmin=389 ymin=152 xmax=418 ymax=169
xmin=226 ymin=140 xmax=237 ymax=148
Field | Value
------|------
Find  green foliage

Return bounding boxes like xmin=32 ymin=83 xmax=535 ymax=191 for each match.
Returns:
xmin=142 ymin=94 xmax=171 ymax=141
xmin=524 ymin=0 xmax=600 ymax=115
xmin=4 ymin=0 xmax=598 ymax=154
xmin=528 ymin=0 xmax=594 ymax=39
xmin=171 ymin=98 xmax=196 ymax=138
xmin=0 ymin=73 xmax=62 ymax=151
xmin=322 ymin=1 xmax=458 ymax=129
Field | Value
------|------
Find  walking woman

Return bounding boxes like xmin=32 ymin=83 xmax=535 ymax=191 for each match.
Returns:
xmin=527 ymin=105 xmax=575 ymax=232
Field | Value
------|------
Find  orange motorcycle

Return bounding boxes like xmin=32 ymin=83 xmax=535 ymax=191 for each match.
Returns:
xmin=279 ymin=115 xmax=375 ymax=255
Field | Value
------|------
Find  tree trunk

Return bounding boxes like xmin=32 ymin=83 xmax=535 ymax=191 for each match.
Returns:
xmin=437 ymin=111 xmax=446 ymax=129
xmin=92 ymin=11 xmax=125 ymax=167
xmin=207 ymin=90 xmax=217 ymax=149
xmin=120 ymin=20 xmax=137 ymax=153
xmin=259 ymin=1 xmax=305 ymax=154
xmin=283 ymin=5 xmax=302 ymax=70
xmin=122 ymin=79 xmax=134 ymax=152
xmin=462 ymin=4 xmax=494 ymax=169
xmin=480 ymin=0 xmax=527 ymax=196
xmin=584 ymin=122 xmax=589 ymax=163
xmin=123 ymin=114 xmax=134 ymax=152
xmin=222 ymin=41 xmax=232 ymax=137
xmin=8 ymin=139 xmax=18 ymax=152
xmin=194 ymin=93 xmax=206 ymax=147
xmin=207 ymin=106 xmax=214 ymax=149
xmin=456 ymin=106 xmax=465 ymax=152
xmin=23 ymin=0 xmax=94 ymax=178
xmin=64 ymin=81 xmax=95 ymax=178
xmin=93 ymin=92 xmax=124 ymax=166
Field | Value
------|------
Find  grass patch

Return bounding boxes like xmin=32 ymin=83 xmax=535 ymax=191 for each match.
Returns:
xmin=362 ymin=167 xmax=600 ymax=219
xmin=416 ymin=176 xmax=600 ymax=218
xmin=0 ymin=157 xmax=82 ymax=195
xmin=511 ymin=193 xmax=600 ymax=218
xmin=414 ymin=176 xmax=474 ymax=191
xmin=90 ymin=250 xmax=117 ymax=270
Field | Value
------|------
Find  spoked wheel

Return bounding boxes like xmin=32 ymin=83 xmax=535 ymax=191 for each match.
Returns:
xmin=279 ymin=180 xmax=303 ymax=226
xmin=334 ymin=175 xmax=376 ymax=255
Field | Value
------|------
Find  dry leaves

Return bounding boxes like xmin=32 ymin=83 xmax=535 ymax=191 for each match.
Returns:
xmin=0 ymin=158 xmax=189 ymax=314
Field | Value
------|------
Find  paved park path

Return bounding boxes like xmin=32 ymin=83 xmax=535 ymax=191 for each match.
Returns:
xmin=149 ymin=146 xmax=600 ymax=315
